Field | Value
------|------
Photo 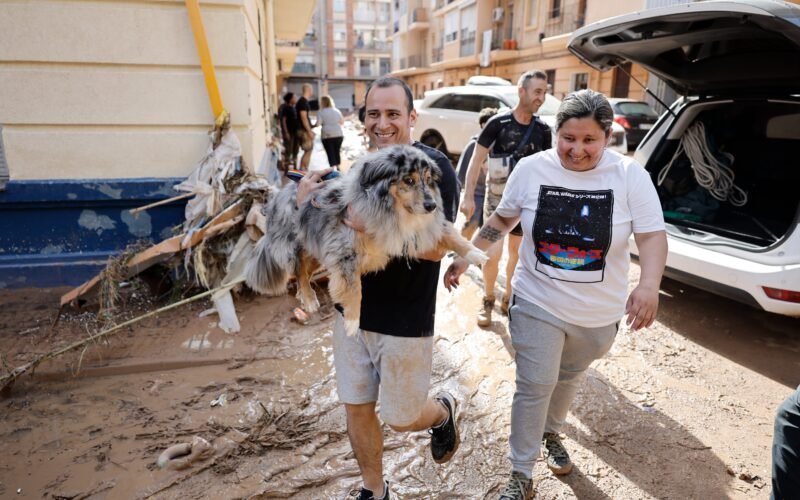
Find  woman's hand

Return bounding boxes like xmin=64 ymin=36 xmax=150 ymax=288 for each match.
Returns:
xmin=625 ymin=284 xmax=659 ymax=330
xmin=296 ymin=168 xmax=333 ymax=208
xmin=443 ymin=257 xmax=470 ymax=291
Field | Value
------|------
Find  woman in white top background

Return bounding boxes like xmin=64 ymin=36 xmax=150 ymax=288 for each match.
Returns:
xmin=318 ymin=95 xmax=345 ymax=170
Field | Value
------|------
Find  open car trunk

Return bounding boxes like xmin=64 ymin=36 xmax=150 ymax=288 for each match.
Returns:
xmin=643 ymin=98 xmax=800 ymax=248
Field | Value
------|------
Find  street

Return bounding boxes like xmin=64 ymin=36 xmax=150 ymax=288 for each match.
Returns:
xmin=1 ymin=253 xmax=799 ymax=498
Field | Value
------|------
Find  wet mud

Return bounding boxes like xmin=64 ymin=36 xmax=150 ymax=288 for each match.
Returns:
xmin=1 ymin=263 xmax=799 ymax=499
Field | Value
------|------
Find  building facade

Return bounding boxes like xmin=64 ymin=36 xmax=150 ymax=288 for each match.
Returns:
xmin=287 ymin=0 xmax=393 ymax=113
xmin=0 ymin=0 xmax=314 ymax=287
xmin=392 ymin=0 xmax=649 ymax=101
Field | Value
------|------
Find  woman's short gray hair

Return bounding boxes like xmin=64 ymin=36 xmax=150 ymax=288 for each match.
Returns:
xmin=555 ymin=89 xmax=614 ymax=134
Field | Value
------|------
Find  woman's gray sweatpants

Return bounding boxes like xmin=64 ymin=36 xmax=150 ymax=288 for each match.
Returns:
xmin=508 ymin=295 xmax=618 ymax=477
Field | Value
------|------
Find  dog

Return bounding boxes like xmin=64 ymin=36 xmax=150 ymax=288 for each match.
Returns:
xmin=245 ymin=144 xmax=487 ymax=335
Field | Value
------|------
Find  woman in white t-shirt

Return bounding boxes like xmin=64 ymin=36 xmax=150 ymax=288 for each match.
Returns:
xmin=444 ymin=89 xmax=668 ymax=499
xmin=318 ymin=95 xmax=345 ymax=169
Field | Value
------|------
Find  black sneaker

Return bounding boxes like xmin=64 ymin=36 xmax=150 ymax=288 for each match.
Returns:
xmin=348 ymin=480 xmax=390 ymax=500
xmin=429 ymin=391 xmax=460 ymax=464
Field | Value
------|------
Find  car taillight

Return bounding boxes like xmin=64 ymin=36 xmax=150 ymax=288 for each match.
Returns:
xmin=763 ymin=286 xmax=800 ymax=303
xmin=614 ymin=116 xmax=631 ymax=129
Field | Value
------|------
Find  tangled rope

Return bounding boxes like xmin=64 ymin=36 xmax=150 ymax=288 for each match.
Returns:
xmin=657 ymin=121 xmax=748 ymax=207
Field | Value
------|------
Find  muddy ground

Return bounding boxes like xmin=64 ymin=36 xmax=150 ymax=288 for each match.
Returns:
xmin=1 ymin=261 xmax=799 ymax=499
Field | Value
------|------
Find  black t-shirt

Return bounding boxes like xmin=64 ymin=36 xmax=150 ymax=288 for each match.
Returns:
xmin=358 ymin=142 xmax=458 ymax=337
xmin=295 ymin=97 xmax=311 ymax=130
xmin=477 ymin=110 xmax=551 ymax=162
xmin=279 ymin=103 xmax=299 ymax=133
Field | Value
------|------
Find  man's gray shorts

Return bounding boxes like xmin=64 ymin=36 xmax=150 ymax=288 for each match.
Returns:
xmin=332 ymin=313 xmax=433 ymax=427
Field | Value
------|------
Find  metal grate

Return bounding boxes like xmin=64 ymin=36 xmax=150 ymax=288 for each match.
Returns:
xmin=0 ymin=125 xmax=8 ymax=190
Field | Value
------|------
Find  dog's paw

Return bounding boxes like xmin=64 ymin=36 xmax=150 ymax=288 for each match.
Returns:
xmin=344 ymin=319 xmax=360 ymax=337
xmin=466 ymin=249 xmax=489 ymax=267
xmin=297 ymin=291 xmax=320 ymax=313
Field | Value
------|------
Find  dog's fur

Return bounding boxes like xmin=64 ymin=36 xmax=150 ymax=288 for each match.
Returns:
xmin=245 ymin=144 xmax=487 ymax=335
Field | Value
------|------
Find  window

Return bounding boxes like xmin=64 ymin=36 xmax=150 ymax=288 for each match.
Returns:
xmin=571 ymin=72 xmax=588 ymax=91
xmin=480 ymin=96 xmax=503 ymax=110
xmin=334 ymin=29 xmax=347 ymax=42
xmin=527 ymin=0 xmax=538 ymax=26
xmin=379 ymin=58 xmax=391 ymax=74
xmin=549 ymin=0 xmax=561 ymax=18
xmin=545 ymin=69 xmax=556 ymax=93
xmin=444 ymin=11 xmax=458 ymax=42
xmin=430 ymin=94 xmax=484 ymax=113
xmin=333 ymin=0 xmax=346 ymax=12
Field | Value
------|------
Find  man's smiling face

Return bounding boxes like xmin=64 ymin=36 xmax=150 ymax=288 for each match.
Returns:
xmin=365 ymin=85 xmax=417 ymax=149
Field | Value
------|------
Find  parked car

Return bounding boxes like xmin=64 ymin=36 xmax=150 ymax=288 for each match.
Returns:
xmin=569 ymin=0 xmax=800 ymax=316
xmin=607 ymin=98 xmax=658 ymax=150
xmin=412 ymin=85 xmax=628 ymax=156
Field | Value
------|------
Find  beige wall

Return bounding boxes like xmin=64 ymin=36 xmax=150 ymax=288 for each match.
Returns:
xmin=586 ymin=0 xmax=645 ymax=24
xmin=0 ymin=0 xmax=276 ymax=181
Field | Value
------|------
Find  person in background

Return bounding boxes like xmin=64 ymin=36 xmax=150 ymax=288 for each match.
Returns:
xmin=772 ymin=385 xmax=800 ymax=500
xmin=295 ymin=83 xmax=316 ymax=170
xmin=278 ymin=92 xmax=299 ymax=171
xmin=445 ymin=89 xmax=668 ymax=500
xmin=318 ymin=95 xmax=345 ymax=170
xmin=456 ymin=107 xmax=498 ymax=239
xmin=461 ymin=70 xmax=552 ymax=326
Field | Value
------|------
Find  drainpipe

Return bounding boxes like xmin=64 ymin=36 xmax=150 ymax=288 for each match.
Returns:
xmin=264 ymin=0 xmax=280 ymax=122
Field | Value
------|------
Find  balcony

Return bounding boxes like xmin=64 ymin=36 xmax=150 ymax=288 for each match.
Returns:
xmin=354 ymin=40 xmax=391 ymax=51
xmin=408 ymin=54 xmax=427 ymax=68
xmin=460 ymin=29 xmax=475 ymax=57
xmin=410 ymin=7 xmax=428 ymax=23
xmin=291 ymin=62 xmax=316 ymax=74
xmin=432 ymin=45 xmax=443 ymax=63
xmin=542 ymin=2 xmax=586 ymax=38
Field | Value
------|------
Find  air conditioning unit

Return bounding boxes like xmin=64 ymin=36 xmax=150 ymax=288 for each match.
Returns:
xmin=492 ymin=8 xmax=504 ymax=22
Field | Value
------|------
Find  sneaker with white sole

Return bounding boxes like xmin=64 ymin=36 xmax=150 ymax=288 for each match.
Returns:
xmin=498 ymin=470 xmax=534 ymax=499
xmin=349 ymin=479 xmax=390 ymax=500
xmin=543 ymin=432 xmax=573 ymax=475
xmin=429 ymin=391 xmax=460 ymax=464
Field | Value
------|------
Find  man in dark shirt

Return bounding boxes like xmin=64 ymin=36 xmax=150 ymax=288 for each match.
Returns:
xmin=297 ymin=77 xmax=460 ymax=500
xmin=460 ymin=70 xmax=551 ymax=326
xmin=295 ymin=83 xmax=316 ymax=170
xmin=278 ymin=92 xmax=299 ymax=171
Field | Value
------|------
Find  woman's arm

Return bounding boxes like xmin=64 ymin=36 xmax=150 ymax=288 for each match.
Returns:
xmin=443 ymin=212 xmax=519 ymax=290
xmin=626 ymin=230 xmax=668 ymax=330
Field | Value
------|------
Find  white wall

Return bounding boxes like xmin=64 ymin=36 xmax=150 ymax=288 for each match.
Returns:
xmin=0 ymin=0 xmax=272 ymax=180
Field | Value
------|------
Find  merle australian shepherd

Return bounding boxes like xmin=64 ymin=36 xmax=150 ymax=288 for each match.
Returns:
xmin=245 ymin=144 xmax=487 ymax=335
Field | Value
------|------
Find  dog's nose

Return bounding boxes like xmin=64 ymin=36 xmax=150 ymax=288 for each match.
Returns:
xmin=423 ymin=200 xmax=437 ymax=213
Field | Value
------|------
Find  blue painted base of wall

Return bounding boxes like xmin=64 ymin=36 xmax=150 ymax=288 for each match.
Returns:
xmin=0 ymin=178 xmax=187 ymax=289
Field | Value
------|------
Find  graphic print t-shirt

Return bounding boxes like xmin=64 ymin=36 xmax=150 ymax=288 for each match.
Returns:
xmin=495 ymin=148 xmax=664 ymax=327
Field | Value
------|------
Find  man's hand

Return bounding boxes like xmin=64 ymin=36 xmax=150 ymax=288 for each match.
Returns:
xmin=460 ymin=195 xmax=475 ymax=221
xmin=624 ymin=284 xmax=659 ymax=331
xmin=296 ymin=168 xmax=333 ymax=208
xmin=443 ymin=257 xmax=469 ymax=291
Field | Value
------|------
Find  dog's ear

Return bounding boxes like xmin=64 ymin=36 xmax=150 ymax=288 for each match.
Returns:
xmin=358 ymin=149 xmax=401 ymax=188
xmin=427 ymin=157 xmax=442 ymax=184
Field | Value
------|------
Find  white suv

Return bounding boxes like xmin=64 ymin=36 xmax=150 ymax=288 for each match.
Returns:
xmin=569 ymin=0 xmax=800 ymax=316
xmin=412 ymin=85 xmax=627 ymax=156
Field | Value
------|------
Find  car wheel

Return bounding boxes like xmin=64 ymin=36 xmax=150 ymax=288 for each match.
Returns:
xmin=420 ymin=131 xmax=448 ymax=155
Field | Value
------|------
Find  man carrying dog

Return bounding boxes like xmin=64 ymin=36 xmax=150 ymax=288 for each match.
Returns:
xmin=460 ymin=70 xmax=551 ymax=326
xmin=297 ymin=76 xmax=460 ymax=500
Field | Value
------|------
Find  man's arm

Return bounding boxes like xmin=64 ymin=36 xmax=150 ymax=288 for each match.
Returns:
xmin=299 ymin=110 xmax=313 ymax=133
xmin=460 ymin=143 xmax=489 ymax=219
